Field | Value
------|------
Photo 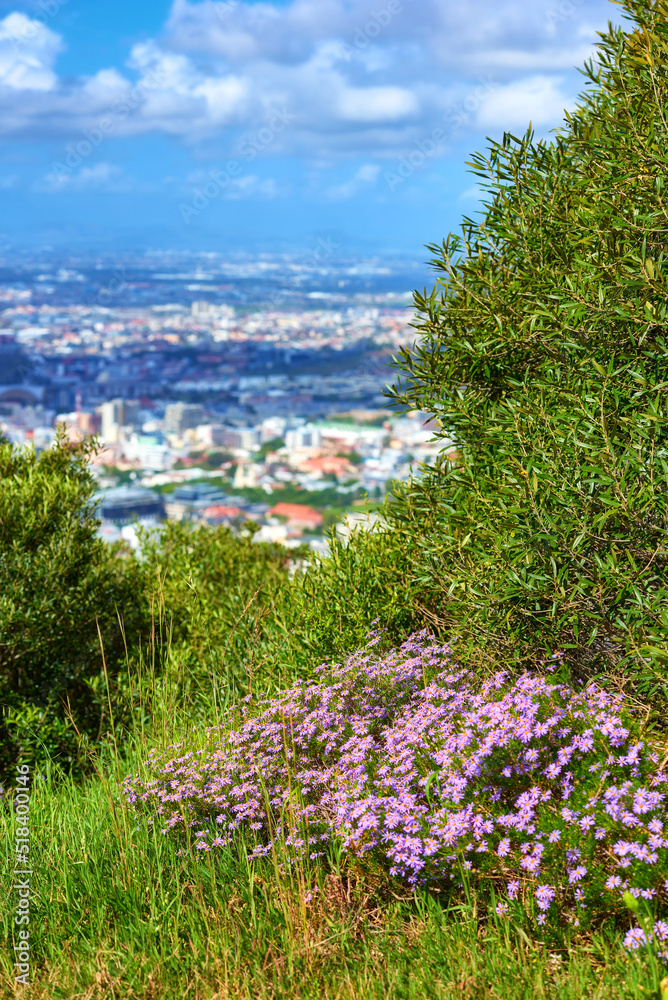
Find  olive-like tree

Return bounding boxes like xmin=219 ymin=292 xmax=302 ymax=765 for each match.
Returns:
xmin=389 ymin=0 xmax=668 ymax=699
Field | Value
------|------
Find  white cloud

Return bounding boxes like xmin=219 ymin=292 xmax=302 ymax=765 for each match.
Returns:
xmin=40 ymin=162 xmax=129 ymax=192
xmin=181 ymin=166 xmax=284 ymax=199
xmin=458 ymin=184 xmax=484 ymax=202
xmin=476 ymin=75 xmax=572 ymax=129
xmin=326 ymin=162 xmax=380 ymax=199
xmin=336 ymin=87 xmax=418 ymax=123
xmin=0 ymin=12 xmax=61 ymax=91
xmin=0 ymin=0 xmax=613 ymax=162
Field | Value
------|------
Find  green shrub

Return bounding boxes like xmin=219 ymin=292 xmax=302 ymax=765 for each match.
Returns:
xmin=0 ymin=433 xmax=144 ymax=773
xmin=134 ymin=520 xmax=299 ymax=712
xmin=387 ymin=0 xmax=668 ymax=700
xmin=132 ymin=518 xmax=420 ymax=716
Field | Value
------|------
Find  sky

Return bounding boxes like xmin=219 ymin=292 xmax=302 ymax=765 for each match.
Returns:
xmin=0 ymin=0 xmax=618 ymax=256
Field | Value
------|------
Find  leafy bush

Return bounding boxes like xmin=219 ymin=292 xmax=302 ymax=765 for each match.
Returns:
xmin=125 ymin=630 xmax=668 ymax=940
xmin=0 ymin=433 xmax=144 ymax=773
xmin=0 ymin=433 xmax=416 ymax=769
xmin=133 ymin=518 xmax=418 ymax=711
xmin=134 ymin=520 xmax=300 ymax=709
xmin=386 ymin=0 xmax=668 ymax=694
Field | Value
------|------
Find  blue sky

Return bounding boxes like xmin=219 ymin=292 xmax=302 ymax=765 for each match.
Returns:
xmin=0 ymin=0 xmax=616 ymax=255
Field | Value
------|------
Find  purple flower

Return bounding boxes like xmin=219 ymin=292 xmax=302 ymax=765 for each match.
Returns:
xmin=123 ymin=630 xmax=668 ymax=915
xmin=535 ymin=884 xmax=555 ymax=910
xmin=507 ymin=881 xmax=520 ymax=900
xmin=654 ymin=921 xmax=668 ymax=942
xmin=624 ymin=928 xmax=647 ymax=950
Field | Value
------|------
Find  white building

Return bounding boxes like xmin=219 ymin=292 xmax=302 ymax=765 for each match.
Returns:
xmin=100 ymin=398 xmax=140 ymax=444
xmin=285 ymin=424 xmax=322 ymax=451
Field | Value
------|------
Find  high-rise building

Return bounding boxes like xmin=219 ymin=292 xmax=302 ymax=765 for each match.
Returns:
xmin=285 ymin=424 xmax=321 ymax=451
xmin=217 ymin=426 xmax=261 ymax=450
xmin=100 ymin=398 xmax=140 ymax=443
xmin=191 ymin=300 xmax=212 ymax=317
xmin=164 ymin=402 xmax=205 ymax=435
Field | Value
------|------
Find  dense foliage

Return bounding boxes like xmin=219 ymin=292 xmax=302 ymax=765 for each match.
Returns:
xmin=0 ymin=435 xmax=415 ymax=772
xmin=387 ymin=0 xmax=668 ymax=697
xmin=126 ymin=629 xmax=668 ymax=943
xmin=0 ymin=433 xmax=143 ymax=772
xmin=132 ymin=517 xmax=417 ymax=713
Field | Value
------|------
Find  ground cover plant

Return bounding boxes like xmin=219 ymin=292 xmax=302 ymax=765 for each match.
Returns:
xmin=2 ymin=756 xmax=656 ymax=999
xmin=125 ymin=629 xmax=668 ymax=952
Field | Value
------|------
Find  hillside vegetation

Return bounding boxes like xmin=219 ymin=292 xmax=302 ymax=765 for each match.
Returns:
xmin=386 ymin=0 xmax=668 ymax=700
xmin=2 ymin=1 xmax=668 ymax=996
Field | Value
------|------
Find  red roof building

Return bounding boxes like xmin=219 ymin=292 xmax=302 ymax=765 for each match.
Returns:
xmin=267 ymin=502 xmax=323 ymax=530
xmin=203 ymin=505 xmax=245 ymax=524
xmin=298 ymin=455 xmax=354 ymax=479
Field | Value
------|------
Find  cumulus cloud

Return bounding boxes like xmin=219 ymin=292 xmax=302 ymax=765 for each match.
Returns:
xmin=182 ymin=166 xmax=284 ymax=199
xmin=0 ymin=0 xmax=613 ymax=161
xmin=476 ymin=74 xmax=573 ymax=129
xmin=0 ymin=12 xmax=61 ymax=90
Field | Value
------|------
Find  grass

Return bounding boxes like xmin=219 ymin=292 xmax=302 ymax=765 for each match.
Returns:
xmin=0 ymin=544 xmax=661 ymax=999
xmin=0 ymin=638 xmax=661 ymax=1000
xmin=0 ymin=753 xmax=654 ymax=999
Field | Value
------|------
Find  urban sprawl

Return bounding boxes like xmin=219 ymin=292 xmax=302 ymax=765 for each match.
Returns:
xmin=0 ymin=251 xmax=451 ymax=551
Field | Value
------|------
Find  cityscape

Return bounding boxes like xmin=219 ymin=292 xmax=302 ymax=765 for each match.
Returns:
xmin=0 ymin=249 xmax=448 ymax=551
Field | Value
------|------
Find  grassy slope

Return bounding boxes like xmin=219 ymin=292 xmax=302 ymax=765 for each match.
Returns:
xmin=0 ymin=753 xmax=649 ymax=999
xmin=0 ymin=522 xmax=660 ymax=998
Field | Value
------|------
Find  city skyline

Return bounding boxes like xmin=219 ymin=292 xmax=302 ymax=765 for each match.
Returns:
xmin=0 ymin=0 xmax=614 ymax=254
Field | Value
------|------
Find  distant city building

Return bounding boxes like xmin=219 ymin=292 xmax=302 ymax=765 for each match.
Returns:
xmin=123 ymin=435 xmax=172 ymax=471
xmin=261 ymin=416 xmax=289 ymax=441
xmin=298 ymin=455 xmax=354 ymax=480
xmin=191 ymin=300 xmax=213 ymax=317
xmin=100 ymin=398 xmax=140 ymax=443
xmin=202 ymin=504 xmax=246 ymax=526
xmin=285 ymin=424 xmax=321 ymax=451
xmin=268 ymin=502 xmax=323 ymax=531
xmin=172 ymin=483 xmax=230 ymax=504
xmin=196 ymin=423 xmax=227 ymax=447
xmin=96 ymin=485 xmax=164 ymax=524
xmin=220 ymin=426 xmax=261 ymax=450
xmin=234 ymin=463 xmax=259 ymax=489
xmin=165 ymin=481 xmax=231 ymax=520
xmin=164 ymin=402 xmax=205 ymax=435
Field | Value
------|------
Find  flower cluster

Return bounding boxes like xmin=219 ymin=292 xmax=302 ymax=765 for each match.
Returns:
xmin=124 ymin=630 xmax=668 ymax=935
xmin=624 ymin=920 xmax=668 ymax=961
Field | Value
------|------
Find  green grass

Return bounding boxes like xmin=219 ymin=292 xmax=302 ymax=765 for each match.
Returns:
xmin=0 ymin=750 xmax=654 ymax=1000
xmin=0 ymin=517 xmax=659 ymax=999
xmin=0 ymin=631 xmax=660 ymax=1000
